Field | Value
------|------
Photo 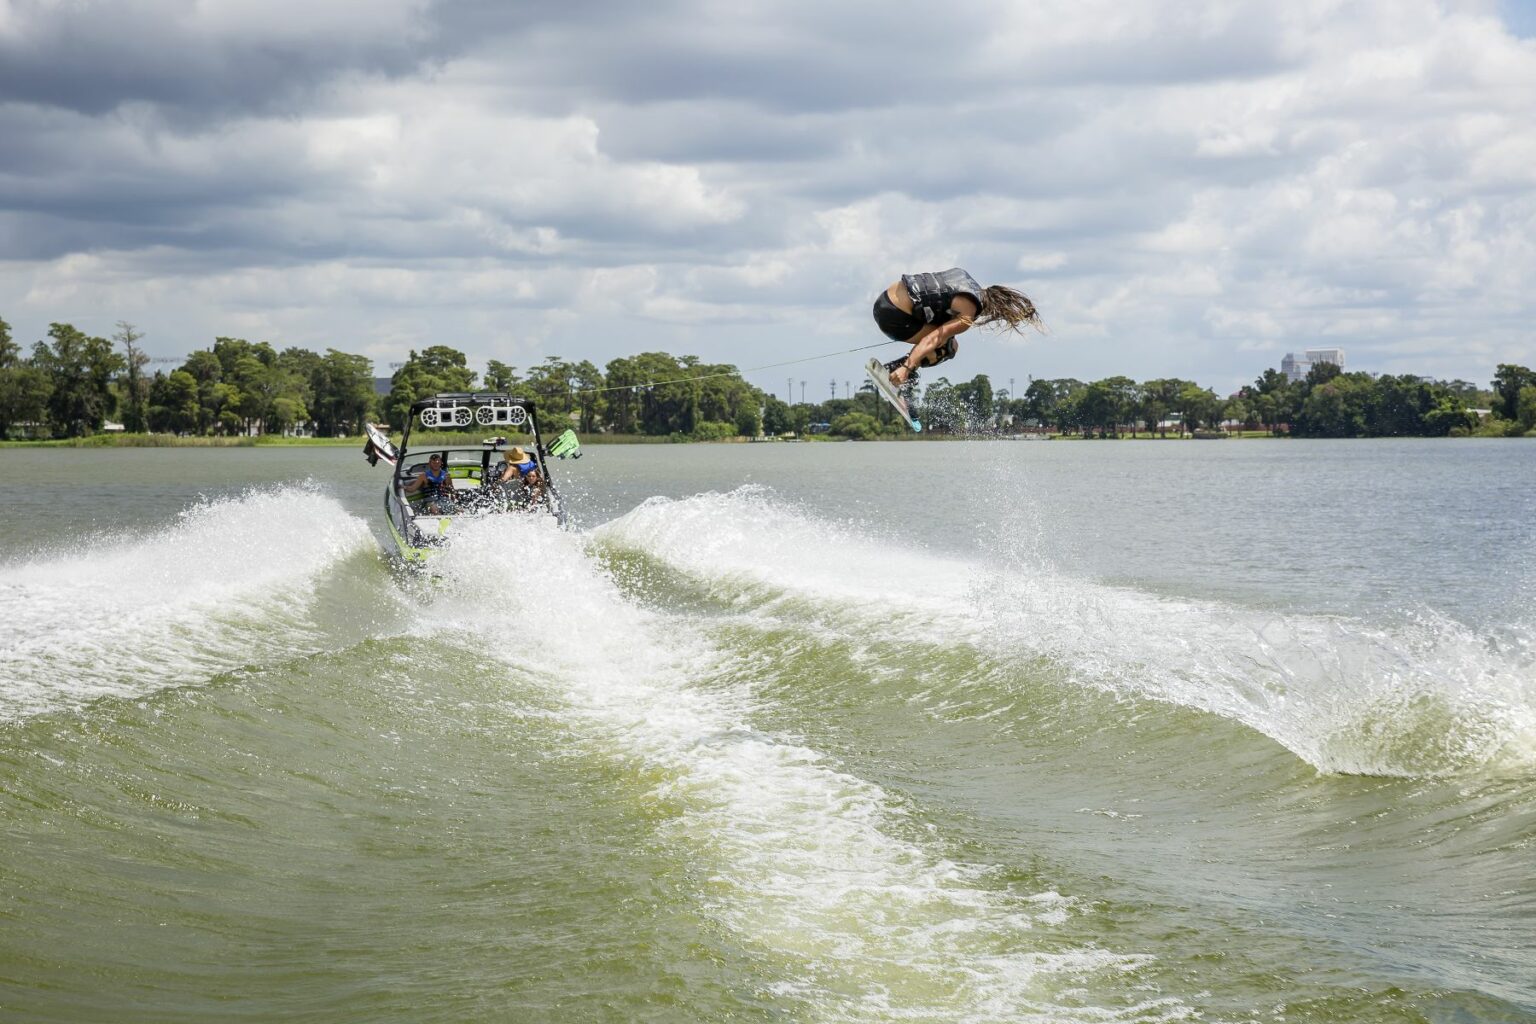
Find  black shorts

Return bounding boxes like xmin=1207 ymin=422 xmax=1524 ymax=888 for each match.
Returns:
xmin=872 ymin=290 xmax=925 ymax=342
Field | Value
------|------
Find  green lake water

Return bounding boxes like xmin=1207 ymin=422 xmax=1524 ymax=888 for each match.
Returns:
xmin=2 ymin=440 xmax=1533 ymax=1022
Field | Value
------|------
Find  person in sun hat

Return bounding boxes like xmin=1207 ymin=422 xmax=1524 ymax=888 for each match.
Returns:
xmin=493 ymin=444 xmax=544 ymax=506
xmin=872 ymin=269 xmax=1041 ymax=395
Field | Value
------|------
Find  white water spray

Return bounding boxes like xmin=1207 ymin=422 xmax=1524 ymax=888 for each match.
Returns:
xmin=595 ymin=488 xmax=1536 ymax=778
xmin=0 ymin=486 xmax=375 ymax=721
xmin=406 ymin=514 xmax=1180 ymax=1023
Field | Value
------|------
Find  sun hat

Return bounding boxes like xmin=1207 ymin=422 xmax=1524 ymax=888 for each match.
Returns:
xmin=507 ymin=446 xmax=530 ymax=462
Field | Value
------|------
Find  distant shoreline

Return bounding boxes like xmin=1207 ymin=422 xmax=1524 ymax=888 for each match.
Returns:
xmin=0 ymin=432 xmax=760 ymax=449
xmin=3 ymin=430 xmax=1522 ymax=450
xmin=0 ymin=432 xmax=663 ymax=449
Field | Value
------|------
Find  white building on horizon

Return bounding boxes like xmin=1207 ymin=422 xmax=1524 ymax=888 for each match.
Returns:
xmin=1281 ymin=347 xmax=1346 ymax=383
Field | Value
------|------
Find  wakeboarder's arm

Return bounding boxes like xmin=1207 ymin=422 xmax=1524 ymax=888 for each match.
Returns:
xmin=900 ymin=317 xmax=969 ymax=372
xmin=930 ymin=315 xmax=972 ymax=347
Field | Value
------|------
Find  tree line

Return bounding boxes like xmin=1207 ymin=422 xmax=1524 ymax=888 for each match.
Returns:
xmin=0 ymin=319 xmax=772 ymax=440
xmin=822 ymin=364 xmax=1531 ymax=439
xmin=0 ymin=318 xmax=376 ymax=439
xmin=382 ymin=353 xmax=1536 ymax=440
xmin=995 ymin=364 xmax=1530 ymax=438
xmin=383 ymin=346 xmax=768 ymax=439
xmin=2 ymin=313 xmax=1532 ymax=440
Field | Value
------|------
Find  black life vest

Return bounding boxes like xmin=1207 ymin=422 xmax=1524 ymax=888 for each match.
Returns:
xmin=901 ymin=268 xmax=984 ymax=325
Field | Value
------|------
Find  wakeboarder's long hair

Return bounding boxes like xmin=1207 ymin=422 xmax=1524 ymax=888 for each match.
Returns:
xmin=977 ymin=285 xmax=1043 ymax=333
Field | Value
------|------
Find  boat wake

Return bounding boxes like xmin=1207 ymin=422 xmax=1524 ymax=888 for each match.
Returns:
xmin=0 ymin=485 xmax=376 ymax=722
xmin=397 ymin=513 xmax=1187 ymax=1023
xmin=592 ymin=487 xmax=1536 ymax=779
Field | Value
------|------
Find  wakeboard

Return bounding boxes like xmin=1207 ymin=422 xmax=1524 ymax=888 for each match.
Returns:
xmin=362 ymin=422 xmax=398 ymax=467
xmin=548 ymin=429 xmax=582 ymax=459
xmin=865 ymin=357 xmax=922 ymax=432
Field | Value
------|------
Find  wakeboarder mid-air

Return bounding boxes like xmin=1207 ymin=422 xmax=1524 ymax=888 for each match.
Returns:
xmin=865 ymin=268 xmax=1041 ymax=430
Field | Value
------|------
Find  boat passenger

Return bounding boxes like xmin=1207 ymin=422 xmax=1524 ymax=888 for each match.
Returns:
xmin=873 ymin=269 xmax=1041 ymax=393
xmin=404 ymin=452 xmax=457 ymax=514
xmin=495 ymin=446 xmax=544 ymax=506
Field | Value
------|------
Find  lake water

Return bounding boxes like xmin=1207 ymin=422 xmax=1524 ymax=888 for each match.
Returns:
xmin=2 ymin=439 xmax=1533 ymax=1022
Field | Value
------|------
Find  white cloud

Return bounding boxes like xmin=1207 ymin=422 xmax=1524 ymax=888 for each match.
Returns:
xmin=1017 ymin=252 xmax=1068 ymax=272
xmin=0 ymin=0 xmax=1533 ymax=391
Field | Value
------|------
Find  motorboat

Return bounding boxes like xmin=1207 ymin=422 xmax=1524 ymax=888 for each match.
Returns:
xmin=362 ymin=392 xmax=580 ymax=565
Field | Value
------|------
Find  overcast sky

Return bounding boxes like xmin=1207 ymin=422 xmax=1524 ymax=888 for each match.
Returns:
xmin=2 ymin=0 xmax=1534 ymax=399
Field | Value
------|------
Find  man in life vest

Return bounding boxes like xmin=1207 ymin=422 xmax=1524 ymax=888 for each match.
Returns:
xmin=404 ymin=452 xmax=458 ymax=514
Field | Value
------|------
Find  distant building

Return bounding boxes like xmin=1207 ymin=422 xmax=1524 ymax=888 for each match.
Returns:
xmin=1308 ymin=348 xmax=1345 ymax=371
xmin=374 ymin=377 xmax=392 ymax=396
xmin=1281 ymin=348 xmax=1345 ymax=383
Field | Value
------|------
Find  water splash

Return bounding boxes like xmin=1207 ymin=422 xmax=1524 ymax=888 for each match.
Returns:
xmin=595 ymin=487 xmax=1536 ymax=778
xmin=986 ymin=572 xmax=1536 ymax=777
xmin=0 ymin=484 xmax=375 ymax=721
xmin=403 ymin=514 xmax=1180 ymax=1022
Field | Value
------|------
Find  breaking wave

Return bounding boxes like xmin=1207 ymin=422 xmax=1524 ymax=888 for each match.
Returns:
xmin=592 ymin=487 xmax=1536 ymax=778
xmin=0 ymin=485 xmax=376 ymax=721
